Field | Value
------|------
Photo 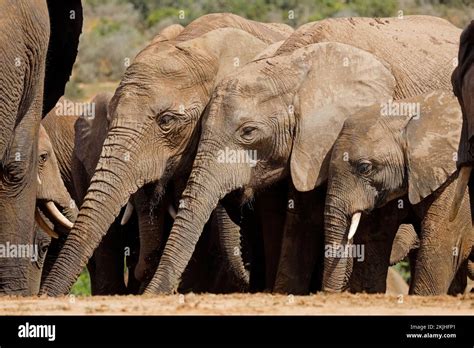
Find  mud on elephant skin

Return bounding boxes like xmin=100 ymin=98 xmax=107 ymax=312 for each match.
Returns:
xmin=41 ymin=14 xmax=293 ymax=295
xmin=0 ymin=0 xmax=82 ymax=295
xmin=324 ymin=91 xmax=473 ymax=296
xmin=142 ymin=16 xmax=462 ymax=295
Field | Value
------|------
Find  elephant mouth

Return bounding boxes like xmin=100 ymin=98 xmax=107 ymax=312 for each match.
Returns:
xmin=35 ymin=200 xmax=74 ymax=239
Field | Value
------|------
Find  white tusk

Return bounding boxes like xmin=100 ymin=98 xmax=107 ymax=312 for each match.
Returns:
xmin=121 ymin=202 xmax=134 ymax=226
xmin=35 ymin=209 xmax=59 ymax=239
xmin=45 ymin=201 xmax=74 ymax=229
xmin=37 ymin=174 xmax=42 ymax=186
xmin=348 ymin=212 xmax=362 ymax=241
xmin=168 ymin=204 xmax=177 ymax=219
xmin=449 ymin=166 xmax=472 ymax=222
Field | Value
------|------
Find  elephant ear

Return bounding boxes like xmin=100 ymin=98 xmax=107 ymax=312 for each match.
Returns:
xmin=290 ymin=42 xmax=396 ymax=191
xmin=404 ymin=91 xmax=462 ymax=204
xmin=73 ymin=92 xmax=113 ymax=179
xmin=43 ymin=0 xmax=83 ymax=116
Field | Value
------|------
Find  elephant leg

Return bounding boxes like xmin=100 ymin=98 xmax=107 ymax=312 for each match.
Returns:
xmin=124 ymin=214 xmax=140 ymax=294
xmin=41 ymin=235 xmax=66 ymax=285
xmin=133 ymin=185 xmax=168 ymax=292
xmin=254 ymin=180 xmax=288 ymax=291
xmin=350 ymin=199 xmax=409 ymax=293
xmin=88 ymin=218 xmax=127 ymax=295
xmin=274 ymin=184 xmax=325 ymax=294
xmin=448 ymin=260 xmax=468 ymax=295
xmin=411 ymin=179 xmax=474 ymax=295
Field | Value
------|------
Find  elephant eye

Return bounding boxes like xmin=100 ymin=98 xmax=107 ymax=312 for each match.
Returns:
xmin=157 ymin=114 xmax=175 ymax=130
xmin=357 ymin=161 xmax=373 ymax=176
xmin=240 ymin=126 xmax=257 ymax=141
xmin=39 ymin=152 xmax=48 ymax=164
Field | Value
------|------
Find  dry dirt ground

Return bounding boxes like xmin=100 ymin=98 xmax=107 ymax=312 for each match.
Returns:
xmin=0 ymin=293 xmax=473 ymax=315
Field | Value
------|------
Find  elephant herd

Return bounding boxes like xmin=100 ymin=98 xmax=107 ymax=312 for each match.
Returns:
xmin=1 ymin=1 xmax=473 ymax=298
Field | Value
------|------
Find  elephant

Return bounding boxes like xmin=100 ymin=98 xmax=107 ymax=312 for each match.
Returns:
xmin=40 ymin=103 xmax=79 ymax=287
xmin=28 ymin=124 xmax=78 ymax=293
xmin=0 ymin=0 xmax=82 ymax=294
xmin=40 ymin=22 xmax=186 ymax=295
xmin=450 ymin=21 xmax=474 ymax=222
xmin=324 ymin=90 xmax=473 ymax=295
xmin=40 ymin=13 xmax=293 ymax=296
xmin=134 ymin=15 xmax=462 ymax=295
xmin=41 ymin=93 xmax=139 ymax=294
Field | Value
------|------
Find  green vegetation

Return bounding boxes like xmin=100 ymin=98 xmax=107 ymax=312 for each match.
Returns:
xmin=67 ymin=0 xmax=472 ymax=91
xmin=71 ymin=268 xmax=92 ymax=295
xmin=394 ymin=260 xmax=411 ymax=283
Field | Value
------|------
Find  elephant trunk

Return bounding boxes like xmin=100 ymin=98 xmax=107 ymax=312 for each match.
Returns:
xmin=323 ymin=189 xmax=354 ymax=292
xmin=40 ymin=130 xmax=144 ymax=295
xmin=214 ymin=203 xmax=249 ymax=290
xmin=145 ymin=141 xmax=249 ymax=293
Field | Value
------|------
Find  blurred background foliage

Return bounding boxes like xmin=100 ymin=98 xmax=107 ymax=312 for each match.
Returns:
xmin=69 ymin=0 xmax=470 ymax=293
xmin=70 ymin=0 xmax=473 ymax=88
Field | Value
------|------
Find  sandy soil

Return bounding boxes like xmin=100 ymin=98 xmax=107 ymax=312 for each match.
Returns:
xmin=0 ymin=293 xmax=472 ymax=315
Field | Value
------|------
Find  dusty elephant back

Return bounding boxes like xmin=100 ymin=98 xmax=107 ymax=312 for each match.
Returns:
xmin=174 ymin=13 xmax=293 ymax=44
xmin=276 ymin=16 xmax=460 ymax=99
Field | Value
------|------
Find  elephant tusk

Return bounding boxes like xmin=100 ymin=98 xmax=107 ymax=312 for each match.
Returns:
xmin=45 ymin=201 xmax=74 ymax=229
xmin=449 ymin=166 xmax=472 ymax=222
xmin=46 ymin=201 xmax=74 ymax=229
xmin=348 ymin=212 xmax=362 ymax=241
xmin=121 ymin=202 xmax=134 ymax=226
xmin=168 ymin=204 xmax=177 ymax=219
xmin=35 ymin=209 xmax=59 ymax=239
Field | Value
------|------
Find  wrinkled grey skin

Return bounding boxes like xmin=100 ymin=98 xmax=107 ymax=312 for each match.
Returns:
xmin=140 ymin=17 xmax=461 ymax=295
xmin=28 ymin=125 xmax=78 ymax=293
xmin=325 ymin=91 xmax=473 ymax=295
xmin=41 ymin=14 xmax=292 ymax=295
xmin=40 ymin=105 xmax=78 ymax=287
xmin=0 ymin=0 xmax=82 ymax=294
xmin=140 ymin=39 xmax=396 ymax=294
xmin=42 ymin=94 xmax=137 ymax=294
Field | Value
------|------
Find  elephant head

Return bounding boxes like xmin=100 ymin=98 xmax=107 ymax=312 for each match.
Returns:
xmin=41 ymin=16 xmax=291 ymax=295
xmin=141 ymin=41 xmax=395 ymax=293
xmin=324 ymin=91 xmax=468 ymax=294
xmin=30 ymin=125 xmax=78 ymax=293
xmin=0 ymin=0 xmax=82 ymax=295
xmin=36 ymin=125 xmax=77 ymax=238
xmin=450 ymin=21 xmax=474 ymax=221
